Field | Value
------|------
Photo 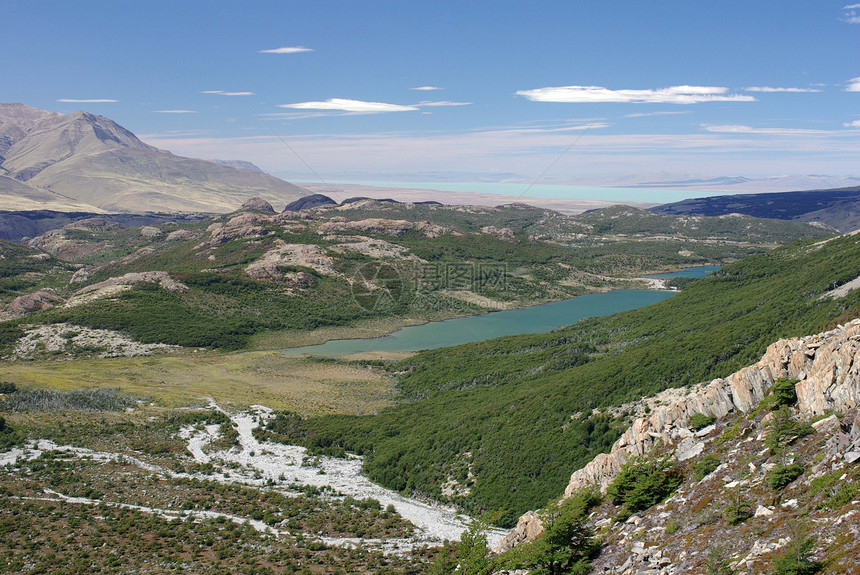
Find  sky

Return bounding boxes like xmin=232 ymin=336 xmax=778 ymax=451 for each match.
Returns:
xmin=3 ymin=0 xmax=859 ymax=183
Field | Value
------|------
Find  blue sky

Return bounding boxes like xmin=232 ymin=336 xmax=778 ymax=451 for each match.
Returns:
xmin=4 ymin=0 xmax=859 ymax=182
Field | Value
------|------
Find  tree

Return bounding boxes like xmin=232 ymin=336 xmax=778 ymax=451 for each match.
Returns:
xmin=771 ymin=528 xmax=822 ymax=575
xmin=456 ymin=518 xmax=495 ymax=575
xmin=499 ymin=489 xmax=601 ymax=575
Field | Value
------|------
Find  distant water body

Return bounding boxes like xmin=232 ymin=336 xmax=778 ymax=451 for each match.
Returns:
xmin=284 ymin=289 xmax=674 ymax=357
xmin=309 ymin=180 xmax=726 ymax=205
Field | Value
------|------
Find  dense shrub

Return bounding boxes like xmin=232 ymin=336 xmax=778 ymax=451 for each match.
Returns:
xmin=692 ymin=454 xmax=721 ymax=482
xmin=767 ymin=377 xmax=800 ymax=408
xmin=768 ymin=462 xmax=805 ymax=491
xmin=765 ymin=407 xmax=814 ymax=453
xmin=689 ymin=413 xmax=716 ymax=431
xmin=0 ymin=382 xmax=16 ymax=394
xmin=2 ymin=387 xmax=140 ymax=412
xmin=607 ymin=456 xmax=684 ymax=514
xmin=771 ymin=534 xmax=822 ymax=575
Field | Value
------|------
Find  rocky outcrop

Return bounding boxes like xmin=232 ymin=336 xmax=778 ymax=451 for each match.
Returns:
xmin=498 ymin=319 xmax=860 ymax=552
xmin=0 ymin=289 xmax=63 ymax=320
xmin=244 ymin=240 xmax=338 ymax=283
xmin=205 ymin=213 xmax=270 ymax=246
xmin=240 ymin=197 xmax=276 ymax=213
xmin=318 ymin=218 xmax=454 ymax=238
xmin=480 ymin=225 xmax=515 ymax=240
xmin=64 ymin=271 xmax=187 ymax=308
xmin=283 ymin=194 xmax=337 ymax=212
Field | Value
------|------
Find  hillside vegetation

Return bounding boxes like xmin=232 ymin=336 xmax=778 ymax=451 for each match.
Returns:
xmin=0 ymin=201 xmax=829 ymax=355
xmin=283 ymin=233 xmax=860 ymax=525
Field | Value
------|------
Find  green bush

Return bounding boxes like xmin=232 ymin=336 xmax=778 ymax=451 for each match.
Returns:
xmin=767 ymin=378 xmax=800 ymax=408
xmin=724 ymin=490 xmax=754 ymax=525
xmin=690 ymin=413 xmax=716 ymax=431
xmin=771 ymin=534 xmax=822 ymax=575
xmin=692 ymin=454 xmax=721 ymax=481
xmin=665 ymin=518 xmax=680 ymax=534
xmin=765 ymin=407 xmax=814 ymax=453
xmin=0 ymin=382 xmax=16 ymax=394
xmin=498 ymin=489 xmax=601 ymax=575
xmin=767 ymin=462 xmax=805 ymax=491
xmin=607 ymin=456 xmax=684 ymax=514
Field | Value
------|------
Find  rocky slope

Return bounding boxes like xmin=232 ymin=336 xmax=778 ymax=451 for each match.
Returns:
xmin=499 ymin=320 xmax=860 ymax=573
xmin=0 ymin=103 xmax=309 ymax=213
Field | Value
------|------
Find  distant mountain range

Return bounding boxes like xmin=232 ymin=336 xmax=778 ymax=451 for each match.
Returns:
xmin=0 ymin=103 xmax=308 ymax=213
xmin=652 ymin=185 xmax=860 ymax=232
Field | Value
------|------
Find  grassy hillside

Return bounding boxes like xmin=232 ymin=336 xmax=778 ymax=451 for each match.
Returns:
xmin=1 ymin=202 xmax=829 ymax=354
xmin=282 ymin=233 xmax=860 ymax=526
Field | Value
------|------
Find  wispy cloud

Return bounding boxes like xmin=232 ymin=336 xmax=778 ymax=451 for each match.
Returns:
xmin=845 ymin=120 xmax=860 ymax=128
xmin=625 ymin=111 xmax=692 ymax=118
xmin=258 ymin=46 xmax=314 ymax=54
xmin=201 ymin=90 xmax=255 ymax=96
xmin=154 ymin=109 xmax=197 ymax=114
xmin=417 ymin=101 xmax=472 ymax=107
xmin=57 ymin=98 xmax=118 ymax=103
xmin=516 ymin=85 xmax=755 ymax=104
xmin=142 ymin=122 xmax=860 ymax=180
xmin=842 ymin=3 xmax=860 ymax=23
xmin=845 ymin=77 xmax=860 ymax=91
xmin=410 ymin=86 xmax=442 ymax=91
xmin=744 ymin=86 xmax=822 ymax=93
xmin=279 ymin=98 xmax=419 ymax=113
xmin=703 ymin=124 xmax=831 ymax=135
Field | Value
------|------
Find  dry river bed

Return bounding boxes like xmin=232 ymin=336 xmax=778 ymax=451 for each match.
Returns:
xmin=0 ymin=401 xmax=505 ymax=553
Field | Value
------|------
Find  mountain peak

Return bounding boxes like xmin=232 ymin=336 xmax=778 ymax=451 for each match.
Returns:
xmin=0 ymin=103 xmax=309 ymax=213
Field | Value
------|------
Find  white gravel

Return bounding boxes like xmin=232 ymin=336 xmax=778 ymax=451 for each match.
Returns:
xmin=1 ymin=402 xmax=506 ymax=552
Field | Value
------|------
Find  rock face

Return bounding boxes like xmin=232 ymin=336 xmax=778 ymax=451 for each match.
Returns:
xmin=498 ymin=319 xmax=860 ymax=552
xmin=240 ymin=197 xmax=276 ymax=213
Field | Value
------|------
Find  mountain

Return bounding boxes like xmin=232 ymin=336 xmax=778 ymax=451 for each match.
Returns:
xmin=651 ymin=186 xmax=860 ymax=232
xmin=210 ymin=159 xmax=266 ymax=173
xmin=0 ymin=103 xmax=309 ymax=213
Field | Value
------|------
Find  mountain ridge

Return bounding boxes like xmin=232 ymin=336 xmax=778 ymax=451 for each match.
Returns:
xmin=0 ymin=103 xmax=309 ymax=213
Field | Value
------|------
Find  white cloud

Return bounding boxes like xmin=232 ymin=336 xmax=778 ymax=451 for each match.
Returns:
xmin=417 ymin=101 xmax=472 ymax=107
xmin=744 ymin=86 xmax=822 ymax=93
xmin=516 ymin=85 xmax=755 ymax=104
xmin=56 ymin=98 xmax=118 ymax=103
xmin=154 ymin=109 xmax=197 ymax=114
xmin=703 ymin=124 xmax=831 ymax=135
xmin=258 ymin=46 xmax=314 ymax=54
xmin=845 ymin=120 xmax=860 ymax=128
xmin=842 ymin=4 xmax=860 ymax=23
xmin=410 ymin=86 xmax=442 ymax=91
xmin=201 ymin=90 xmax=255 ymax=96
xmin=845 ymin=77 xmax=860 ymax=91
xmin=279 ymin=98 xmax=419 ymax=113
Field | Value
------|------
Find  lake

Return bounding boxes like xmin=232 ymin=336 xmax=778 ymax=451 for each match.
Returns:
xmin=645 ymin=265 xmax=721 ymax=279
xmin=283 ymin=289 xmax=674 ymax=357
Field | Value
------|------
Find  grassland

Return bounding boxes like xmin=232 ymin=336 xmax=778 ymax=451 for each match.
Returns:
xmin=0 ymin=351 xmax=395 ymax=415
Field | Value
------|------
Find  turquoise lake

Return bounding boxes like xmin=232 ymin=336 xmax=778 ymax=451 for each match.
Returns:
xmin=298 ymin=180 xmax=727 ymax=205
xmin=284 ymin=289 xmax=674 ymax=357
xmin=645 ymin=265 xmax=721 ymax=279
